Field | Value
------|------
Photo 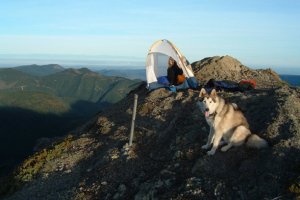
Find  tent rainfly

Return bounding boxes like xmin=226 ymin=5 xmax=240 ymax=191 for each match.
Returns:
xmin=146 ymin=39 xmax=198 ymax=90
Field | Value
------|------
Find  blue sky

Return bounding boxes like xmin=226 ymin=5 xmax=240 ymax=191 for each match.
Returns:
xmin=0 ymin=0 xmax=299 ymax=73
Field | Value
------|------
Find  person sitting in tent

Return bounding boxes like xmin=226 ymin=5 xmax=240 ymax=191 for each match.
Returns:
xmin=167 ymin=57 xmax=185 ymax=86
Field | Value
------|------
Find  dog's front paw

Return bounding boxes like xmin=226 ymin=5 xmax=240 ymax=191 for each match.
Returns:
xmin=221 ymin=146 xmax=228 ymax=152
xmin=201 ymin=144 xmax=210 ymax=149
xmin=207 ymin=149 xmax=216 ymax=156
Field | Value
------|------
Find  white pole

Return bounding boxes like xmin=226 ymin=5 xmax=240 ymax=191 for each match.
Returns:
xmin=129 ymin=94 xmax=138 ymax=146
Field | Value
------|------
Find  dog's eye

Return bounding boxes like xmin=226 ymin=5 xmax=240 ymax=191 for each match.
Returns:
xmin=203 ymin=100 xmax=206 ymax=103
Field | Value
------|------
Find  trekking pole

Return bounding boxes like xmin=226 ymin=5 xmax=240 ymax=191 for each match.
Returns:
xmin=129 ymin=94 xmax=138 ymax=146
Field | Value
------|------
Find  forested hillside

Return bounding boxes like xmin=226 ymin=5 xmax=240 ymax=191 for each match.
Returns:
xmin=0 ymin=67 xmax=142 ymax=168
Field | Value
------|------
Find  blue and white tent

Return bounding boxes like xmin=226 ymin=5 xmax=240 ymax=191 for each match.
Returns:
xmin=146 ymin=39 xmax=198 ymax=90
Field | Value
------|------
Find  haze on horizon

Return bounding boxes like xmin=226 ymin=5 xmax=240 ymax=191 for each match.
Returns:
xmin=0 ymin=0 xmax=299 ymax=74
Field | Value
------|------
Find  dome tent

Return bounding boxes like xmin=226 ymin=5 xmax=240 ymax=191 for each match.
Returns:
xmin=146 ymin=39 xmax=198 ymax=90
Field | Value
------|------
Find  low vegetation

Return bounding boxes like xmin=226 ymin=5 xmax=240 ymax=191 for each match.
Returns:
xmin=0 ymin=135 xmax=74 ymax=197
xmin=16 ymin=135 xmax=74 ymax=182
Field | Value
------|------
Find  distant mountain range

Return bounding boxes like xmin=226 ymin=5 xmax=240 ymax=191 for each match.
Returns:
xmin=97 ymin=69 xmax=146 ymax=80
xmin=0 ymin=66 xmax=141 ymax=111
xmin=15 ymin=64 xmax=65 ymax=76
xmin=12 ymin=64 xmax=147 ymax=80
xmin=0 ymin=65 xmax=142 ymax=165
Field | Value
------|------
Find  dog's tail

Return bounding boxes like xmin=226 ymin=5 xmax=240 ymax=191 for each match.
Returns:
xmin=246 ymin=134 xmax=268 ymax=149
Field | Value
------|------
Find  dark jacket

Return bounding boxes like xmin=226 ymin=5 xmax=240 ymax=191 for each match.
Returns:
xmin=167 ymin=64 xmax=183 ymax=85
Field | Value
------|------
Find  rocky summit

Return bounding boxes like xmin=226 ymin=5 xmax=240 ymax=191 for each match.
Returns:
xmin=192 ymin=55 xmax=284 ymax=88
xmin=1 ymin=56 xmax=300 ymax=200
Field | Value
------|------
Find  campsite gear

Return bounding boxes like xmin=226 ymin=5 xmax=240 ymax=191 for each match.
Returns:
xmin=157 ymin=76 xmax=170 ymax=85
xmin=146 ymin=39 xmax=198 ymax=90
xmin=205 ymin=79 xmax=255 ymax=92
xmin=205 ymin=79 xmax=240 ymax=92
xmin=239 ymin=79 xmax=256 ymax=90
xmin=169 ymin=85 xmax=177 ymax=92
xmin=177 ymin=74 xmax=186 ymax=84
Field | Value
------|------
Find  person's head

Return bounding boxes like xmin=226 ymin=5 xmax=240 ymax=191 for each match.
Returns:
xmin=168 ymin=57 xmax=176 ymax=68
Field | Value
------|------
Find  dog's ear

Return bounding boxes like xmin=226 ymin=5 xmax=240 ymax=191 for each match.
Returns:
xmin=199 ymin=88 xmax=207 ymax=98
xmin=210 ymin=89 xmax=217 ymax=98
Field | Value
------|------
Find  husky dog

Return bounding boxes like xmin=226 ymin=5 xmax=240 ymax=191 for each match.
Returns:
xmin=198 ymin=88 xmax=267 ymax=155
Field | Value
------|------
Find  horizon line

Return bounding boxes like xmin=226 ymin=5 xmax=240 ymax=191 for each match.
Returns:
xmin=0 ymin=53 xmax=299 ymax=72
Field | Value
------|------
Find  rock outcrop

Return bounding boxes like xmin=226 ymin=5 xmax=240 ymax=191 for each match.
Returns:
xmin=192 ymin=55 xmax=284 ymax=88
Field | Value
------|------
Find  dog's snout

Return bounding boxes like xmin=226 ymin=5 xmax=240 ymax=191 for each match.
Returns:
xmin=205 ymin=108 xmax=209 ymax=112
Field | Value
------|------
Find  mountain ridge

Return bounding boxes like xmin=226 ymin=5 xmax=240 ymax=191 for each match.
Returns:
xmin=15 ymin=64 xmax=65 ymax=76
xmin=0 ymin=67 xmax=141 ymax=107
xmin=97 ymin=69 xmax=146 ymax=80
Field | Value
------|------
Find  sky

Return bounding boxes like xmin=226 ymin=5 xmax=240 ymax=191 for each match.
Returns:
xmin=0 ymin=0 xmax=299 ymax=73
